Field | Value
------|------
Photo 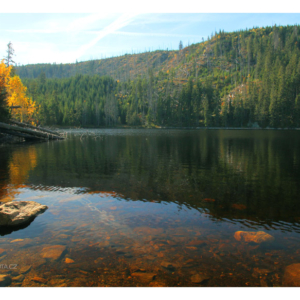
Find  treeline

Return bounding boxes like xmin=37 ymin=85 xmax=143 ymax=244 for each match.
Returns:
xmin=21 ymin=24 xmax=300 ymax=128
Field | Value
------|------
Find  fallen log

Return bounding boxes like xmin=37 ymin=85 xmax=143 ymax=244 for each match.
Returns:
xmin=9 ymin=119 xmax=62 ymax=136
xmin=0 ymin=128 xmax=42 ymax=140
xmin=0 ymin=122 xmax=64 ymax=140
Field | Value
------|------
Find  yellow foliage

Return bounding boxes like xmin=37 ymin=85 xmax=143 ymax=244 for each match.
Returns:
xmin=0 ymin=60 xmax=38 ymax=124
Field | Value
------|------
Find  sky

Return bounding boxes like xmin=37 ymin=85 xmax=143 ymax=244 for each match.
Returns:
xmin=1 ymin=2 xmax=300 ymax=65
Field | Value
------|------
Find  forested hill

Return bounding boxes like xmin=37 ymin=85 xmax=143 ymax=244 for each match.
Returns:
xmin=18 ymin=25 xmax=300 ymax=128
xmin=17 ymin=51 xmax=175 ymax=81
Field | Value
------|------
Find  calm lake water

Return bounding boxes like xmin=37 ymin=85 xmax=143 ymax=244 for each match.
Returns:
xmin=1 ymin=129 xmax=300 ymax=287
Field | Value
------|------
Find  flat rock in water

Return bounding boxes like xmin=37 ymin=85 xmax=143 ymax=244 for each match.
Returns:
xmin=282 ymin=263 xmax=300 ymax=286
xmin=0 ymin=201 xmax=48 ymax=226
xmin=0 ymin=274 xmax=11 ymax=287
xmin=31 ymin=276 xmax=47 ymax=283
xmin=131 ymin=272 xmax=156 ymax=283
xmin=20 ymin=265 xmax=32 ymax=274
xmin=12 ymin=274 xmax=25 ymax=282
xmin=191 ymin=274 xmax=210 ymax=284
xmin=234 ymin=231 xmax=274 ymax=243
xmin=65 ymin=258 xmax=74 ymax=264
xmin=41 ymin=245 xmax=66 ymax=260
xmin=161 ymin=261 xmax=178 ymax=270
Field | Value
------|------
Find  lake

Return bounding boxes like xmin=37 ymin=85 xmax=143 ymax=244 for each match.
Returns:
xmin=1 ymin=129 xmax=300 ymax=287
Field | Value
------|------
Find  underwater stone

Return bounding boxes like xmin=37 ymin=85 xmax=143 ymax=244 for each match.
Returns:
xmin=41 ymin=245 xmax=66 ymax=261
xmin=31 ymin=276 xmax=47 ymax=283
xmin=20 ymin=265 xmax=32 ymax=274
xmin=234 ymin=231 xmax=274 ymax=243
xmin=0 ymin=274 xmax=11 ymax=287
xmin=190 ymin=274 xmax=210 ymax=283
xmin=161 ymin=261 xmax=178 ymax=270
xmin=131 ymin=272 xmax=156 ymax=283
xmin=12 ymin=274 xmax=25 ymax=282
xmin=282 ymin=263 xmax=300 ymax=287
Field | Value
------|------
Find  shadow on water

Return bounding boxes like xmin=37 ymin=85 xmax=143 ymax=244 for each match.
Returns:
xmin=0 ymin=218 xmax=35 ymax=236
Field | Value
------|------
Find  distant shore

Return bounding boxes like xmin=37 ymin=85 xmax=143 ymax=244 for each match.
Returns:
xmin=2 ymin=126 xmax=299 ymax=144
xmin=54 ymin=125 xmax=300 ymax=131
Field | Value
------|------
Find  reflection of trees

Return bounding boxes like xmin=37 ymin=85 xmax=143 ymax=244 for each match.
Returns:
xmin=9 ymin=146 xmax=37 ymax=185
xmin=0 ymin=148 xmax=11 ymax=202
xmin=0 ymin=145 xmax=37 ymax=203
xmin=5 ymin=130 xmax=300 ymax=223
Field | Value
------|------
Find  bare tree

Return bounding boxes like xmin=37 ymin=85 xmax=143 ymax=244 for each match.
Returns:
xmin=4 ymin=41 xmax=15 ymax=66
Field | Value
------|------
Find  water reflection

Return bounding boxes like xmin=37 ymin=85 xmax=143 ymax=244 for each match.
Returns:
xmin=25 ymin=129 xmax=300 ymax=225
xmin=0 ymin=129 xmax=300 ymax=287
xmin=0 ymin=144 xmax=38 ymax=204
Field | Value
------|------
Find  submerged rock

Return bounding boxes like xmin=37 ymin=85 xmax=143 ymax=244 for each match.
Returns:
xmin=190 ymin=274 xmax=210 ymax=284
xmin=0 ymin=201 xmax=48 ymax=226
xmin=31 ymin=276 xmax=47 ymax=284
xmin=131 ymin=272 xmax=156 ymax=283
xmin=0 ymin=274 xmax=11 ymax=287
xmin=161 ymin=261 xmax=178 ymax=270
xmin=234 ymin=231 xmax=274 ymax=243
xmin=41 ymin=245 xmax=66 ymax=261
xmin=20 ymin=265 xmax=32 ymax=274
xmin=65 ymin=258 xmax=74 ymax=264
xmin=282 ymin=263 xmax=300 ymax=287
xmin=252 ymin=268 xmax=272 ymax=278
xmin=12 ymin=274 xmax=25 ymax=282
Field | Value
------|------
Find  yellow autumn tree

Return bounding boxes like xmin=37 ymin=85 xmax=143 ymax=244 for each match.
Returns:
xmin=0 ymin=60 xmax=38 ymax=124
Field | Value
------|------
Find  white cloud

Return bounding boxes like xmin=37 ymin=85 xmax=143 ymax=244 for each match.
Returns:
xmin=111 ymin=31 xmax=203 ymax=38
xmin=1 ymin=13 xmax=118 ymax=34
xmin=73 ymin=13 xmax=139 ymax=61
xmin=66 ymin=13 xmax=117 ymax=32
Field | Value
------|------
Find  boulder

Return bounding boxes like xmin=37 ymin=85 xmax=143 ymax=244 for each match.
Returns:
xmin=282 ymin=263 xmax=300 ymax=287
xmin=234 ymin=231 xmax=274 ymax=243
xmin=0 ymin=201 xmax=48 ymax=226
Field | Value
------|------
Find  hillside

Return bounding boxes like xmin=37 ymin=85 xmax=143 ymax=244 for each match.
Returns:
xmin=17 ymin=25 xmax=300 ymax=128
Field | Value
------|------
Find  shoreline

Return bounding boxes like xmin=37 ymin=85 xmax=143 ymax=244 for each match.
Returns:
xmin=55 ymin=125 xmax=300 ymax=131
xmin=1 ymin=126 xmax=299 ymax=145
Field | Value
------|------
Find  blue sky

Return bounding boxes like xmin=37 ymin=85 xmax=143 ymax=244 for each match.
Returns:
xmin=0 ymin=9 xmax=300 ymax=65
